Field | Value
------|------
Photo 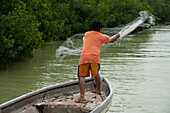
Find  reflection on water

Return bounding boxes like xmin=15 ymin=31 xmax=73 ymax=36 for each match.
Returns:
xmin=0 ymin=26 xmax=170 ymax=113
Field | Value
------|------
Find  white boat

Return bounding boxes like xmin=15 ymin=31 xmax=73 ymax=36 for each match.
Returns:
xmin=0 ymin=76 xmax=113 ymax=113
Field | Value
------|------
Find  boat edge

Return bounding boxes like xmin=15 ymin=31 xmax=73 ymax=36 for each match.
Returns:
xmin=90 ymin=77 xmax=114 ymax=113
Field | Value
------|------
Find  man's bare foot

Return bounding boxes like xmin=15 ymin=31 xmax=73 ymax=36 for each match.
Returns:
xmin=75 ymin=97 xmax=87 ymax=103
xmin=91 ymin=90 xmax=101 ymax=95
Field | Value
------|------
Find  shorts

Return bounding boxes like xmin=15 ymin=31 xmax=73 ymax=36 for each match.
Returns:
xmin=78 ymin=63 xmax=100 ymax=78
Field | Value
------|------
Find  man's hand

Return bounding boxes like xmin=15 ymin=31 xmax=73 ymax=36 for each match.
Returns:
xmin=110 ymin=33 xmax=120 ymax=43
xmin=116 ymin=33 xmax=120 ymax=38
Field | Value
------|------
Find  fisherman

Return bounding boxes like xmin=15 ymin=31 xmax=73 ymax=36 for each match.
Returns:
xmin=75 ymin=21 xmax=120 ymax=103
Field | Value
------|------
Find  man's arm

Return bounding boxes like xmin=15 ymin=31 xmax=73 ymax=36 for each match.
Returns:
xmin=110 ymin=33 xmax=120 ymax=43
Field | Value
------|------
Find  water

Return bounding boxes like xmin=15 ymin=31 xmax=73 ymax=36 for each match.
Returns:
xmin=106 ymin=26 xmax=170 ymax=113
xmin=0 ymin=26 xmax=170 ymax=113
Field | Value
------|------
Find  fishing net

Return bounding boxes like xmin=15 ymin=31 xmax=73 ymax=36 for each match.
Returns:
xmin=56 ymin=11 xmax=155 ymax=58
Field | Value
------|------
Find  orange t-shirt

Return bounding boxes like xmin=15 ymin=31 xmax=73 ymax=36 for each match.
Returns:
xmin=78 ymin=31 xmax=111 ymax=65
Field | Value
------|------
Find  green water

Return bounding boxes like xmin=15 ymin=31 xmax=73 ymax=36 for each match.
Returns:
xmin=0 ymin=26 xmax=170 ymax=113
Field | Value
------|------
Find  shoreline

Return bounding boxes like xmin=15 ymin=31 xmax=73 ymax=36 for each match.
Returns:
xmin=158 ymin=21 xmax=170 ymax=25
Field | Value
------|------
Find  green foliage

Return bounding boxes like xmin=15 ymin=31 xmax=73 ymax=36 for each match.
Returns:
xmin=0 ymin=9 xmax=44 ymax=68
xmin=146 ymin=0 xmax=170 ymax=23
xmin=23 ymin=0 xmax=53 ymax=41
xmin=51 ymin=2 xmax=72 ymax=40
xmin=106 ymin=0 xmax=154 ymax=27
xmin=0 ymin=0 xmax=26 ymax=15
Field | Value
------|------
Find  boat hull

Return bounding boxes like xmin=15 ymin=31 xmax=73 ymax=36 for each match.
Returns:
xmin=0 ymin=76 xmax=113 ymax=113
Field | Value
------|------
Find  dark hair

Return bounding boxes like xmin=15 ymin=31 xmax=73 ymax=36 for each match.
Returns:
xmin=92 ymin=21 xmax=103 ymax=31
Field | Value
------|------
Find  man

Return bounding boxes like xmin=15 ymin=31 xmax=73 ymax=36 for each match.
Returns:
xmin=75 ymin=21 xmax=120 ymax=103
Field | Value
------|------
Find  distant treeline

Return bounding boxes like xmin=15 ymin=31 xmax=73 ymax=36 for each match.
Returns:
xmin=146 ymin=0 xmax=170 ymax=24
xmin=0 ymin=0 xmax=168 ymax=68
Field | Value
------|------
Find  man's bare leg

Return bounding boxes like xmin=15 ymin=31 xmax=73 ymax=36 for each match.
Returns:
xmin=75 ymin=76 xmax=86 ymax=103
xmin=92 ymin=73 xmax=101 ymax=95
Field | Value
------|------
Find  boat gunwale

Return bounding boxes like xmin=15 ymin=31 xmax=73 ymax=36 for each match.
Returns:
xmin=0 ymin=78 xmax=92 ymax=110
xmin=0 ymin=76 xmax=113 ymax=113
xmin=91 ymin=76 xmax=113 ymax=113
